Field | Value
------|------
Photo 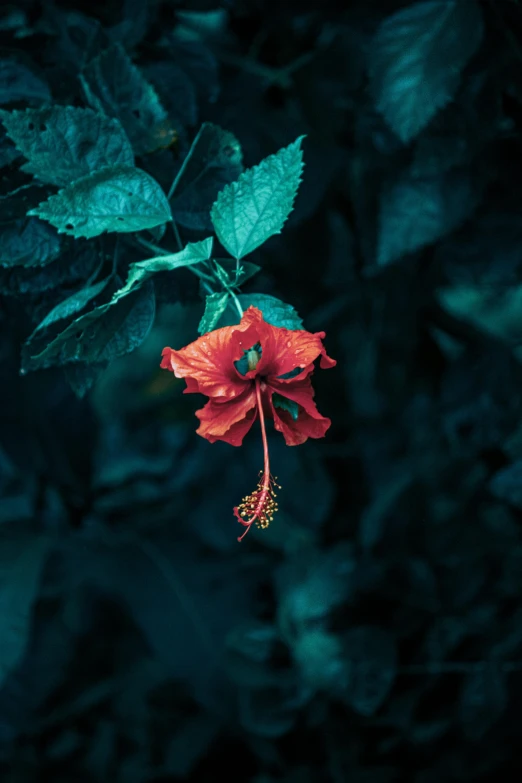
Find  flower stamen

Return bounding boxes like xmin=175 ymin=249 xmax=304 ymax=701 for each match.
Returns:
xmin=233 ymin=377 xmax=281 ymax=541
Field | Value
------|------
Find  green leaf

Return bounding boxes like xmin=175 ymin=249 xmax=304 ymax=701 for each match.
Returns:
xmin=0 ymin=170 xmax=54 ymax=223
xmin=369 ymin=0 xmax=483 ymax=143
xmin=377 ymin=169 xmax=478 ymax=267
xmin=211 ymin=136 xmax=305 ymax=260
xmin=0 ymin=242 xmax=99 ymax=297
xmin=113 ymin=237 xmax=213 ymax=301
xmin=80 ymin=44 xmax=168 ymax=155
xmin=489 ymin=461 xmax=522 ymax=510
xmin=28 ymin=166 xmax=172 ymax=239
xmin=0 ymin=218 xmax=61 ymax=268
xmin=0 ymin=532 xmax=49 ymax=689
xmin=176 ymin=9 xmax=228 ymax=38
xmin=170 ymin=122 xmax=243 ymax=231
xmin=0 ymin=58 xmax=51 ymax=105
xmin=436 ymin=283 xmax=522 ymax=347
xmin=33 ymin=278 xmax=110 ymax=333
xmin=0 ymin=106 xmax=134 ymax=187
xmin=238 ymin=294 xmax=303 ymax=329
xmin=170 ymin=39 xmax=219 ymax=105
xmin=273 ymin=393 xmax=299 ymax=421
xmin=198 ymin=292 xmax=230 ymax=335
xmin=22 ymin=282 xmax=155 ymax=371
xmin=0 ymin=125 xmax=20 ymax=168
xmin=144 ymin=61 xmax=197 ymax=129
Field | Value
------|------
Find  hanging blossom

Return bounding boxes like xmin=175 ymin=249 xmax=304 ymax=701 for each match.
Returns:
xmin=161 ymin=306 xmax=335 ymax=541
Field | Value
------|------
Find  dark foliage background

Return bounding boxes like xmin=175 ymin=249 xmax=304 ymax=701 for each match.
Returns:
xmin=2 ymin=0 xmax=522 ymax=780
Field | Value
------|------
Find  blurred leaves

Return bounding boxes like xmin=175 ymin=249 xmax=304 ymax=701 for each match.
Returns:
xmin=369 ymin=0 xmax=484 ymax=143
xmin=80 ymin=44 xmax=168 ymax=155
xmin=0 ymin=57 xmax=51 ymax=105
xmin=489 ymin=461 xmax=522 ymax=509
xmin=0 ymin=530 xmax=49 ymax=689
xmin=0 ymin=218 xmax=61 ymax=268
xmin=170 ymin=122 xmax=243 ymax=231
xmin=459 ymin=665 xmax=507 ymax=740
xmin=343 ymin=627 xmax=397 ymax=717
xmin=0 ymin=106 xmax=134 ymax=187
xmin=377 ymin=168 xmax=478 ymax=267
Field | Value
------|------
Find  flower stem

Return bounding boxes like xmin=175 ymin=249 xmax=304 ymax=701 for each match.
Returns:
xmin=230 ymin=290 xmax=244 ymax=318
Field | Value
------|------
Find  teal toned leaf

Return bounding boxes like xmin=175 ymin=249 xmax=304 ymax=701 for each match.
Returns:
xmin=369 ymin=0 xmax=483 ymax=143
xmin=0 ymin=125 xmax=20 ymax=168
xmin=145 ymin=61 xmax=197 ymax=129
xmin=0 ymin=532 xmax=49 ymax=689
xmin=0 ymin=58 xmax=51 ymax=105
xmin=436 ymin=283 xmax=522 ymax=346
xmin=113 ymin=238 xmax=213 ymax=301
xmin=0 ymin=106 xmax=134 ymax=187
xmin=23 ymin=283 xmax=155 ymax=371
xmin=46 ymin=11 xmax=109 ymax=71
xmin=0 ymin=218 xmax=61 ymax=268
xmin=110 ymin=0 xmax=150 ymax=49
xmin=377 ymin=170 xmax=477 ymax=266
xmin=176 ymin=9 xmax=228 ymax=39
xmin=170 ymin=39 xmax=219 ymax=105
xmin=0 ymin=242 xmax=99 ymax=297
xmin=238 ymin=294 xmax=303 ymax=329
xmin=28 ymin=166 xmax=172 ymax=239
xmin=170 ymin=122 xmax=242 ymax=231
xmin=198 ymin=292 xmax=229 ymax=335
xmin=33 ymin=278 xmax=110 ymax=333
xmin=273 ymin=393 xmax=299 ymax=421
xmin=80 ymin=44 xmax=168 ymax=155
xmin=211 ymin=136 xmax=305 ymax=259
xmin=489 ymin=461 xmax=522 ymax=510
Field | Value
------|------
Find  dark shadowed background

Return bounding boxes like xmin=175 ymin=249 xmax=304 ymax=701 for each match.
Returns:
xmin=2 ymin=0 xmax=522 ymax=781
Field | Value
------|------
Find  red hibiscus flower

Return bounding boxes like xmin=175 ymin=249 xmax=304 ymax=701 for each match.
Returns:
xmin=161 ymin=306 xmax=335 ymax=540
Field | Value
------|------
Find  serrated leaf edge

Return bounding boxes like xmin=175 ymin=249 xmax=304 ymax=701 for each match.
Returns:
xmin=210 ymin=135 xmax=306 ymax=259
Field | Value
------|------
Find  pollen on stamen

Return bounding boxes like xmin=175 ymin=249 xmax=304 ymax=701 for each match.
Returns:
xmin=233 ymin=472 xmax=281 ymax=541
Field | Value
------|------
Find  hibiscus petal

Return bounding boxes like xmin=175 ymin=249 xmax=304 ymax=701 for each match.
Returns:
xmin=267 ymin=380 xmax=331 ymax=446
xmin=238 ymin=308 xmax=335 ymax=379
xmin=161 ymin=318 xmax=260 ymax=400
xmin=195 ymin=388 xmax=257 ymax=446
xmin=182 ymin=377 xmax=201 ymax=394
xmin=267 ymin=376 xmax=319 ymax=413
